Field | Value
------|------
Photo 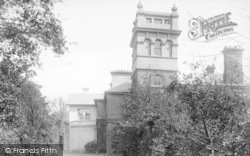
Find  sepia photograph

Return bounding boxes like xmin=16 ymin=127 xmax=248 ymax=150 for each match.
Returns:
xmin=0 ymin=0 xmax=250 ymax=156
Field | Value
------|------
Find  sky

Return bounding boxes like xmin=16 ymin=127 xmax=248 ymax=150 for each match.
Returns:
xmin=32 ymin=0 xmax=250 ymax=101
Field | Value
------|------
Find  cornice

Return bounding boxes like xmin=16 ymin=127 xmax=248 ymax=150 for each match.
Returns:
xmin=130 ymin=28 xmax=181 ymax=47
xmin=136 ymin=11 xmax=179 ymax=18
xmin=132 ymin=68 xmax=178 ymax=75
xmin=135 ymin=55 xmax=178 ymax=59
xmin=133 ymin=27 xmax=181 ymax=35
xmin=105 ymin=91 xmax=129 ymax=95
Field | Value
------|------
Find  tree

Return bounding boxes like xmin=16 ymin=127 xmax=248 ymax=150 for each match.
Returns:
xmin=48 ymin=98 xmax=69 ymax=144
xmin=112 ymin=67 xmax=249 ymax=155
xmin=0 ymin=81 xmax=52 ymax=144
xmin=112 ymin=75 xmax=191 ymax=156
xmin=18 ymin=81 xmax=53 ymax=143
xmin=0 ymin=0 xmax=67 ymax=125
xmin=174 ymin=69 xmax=249 ymax=155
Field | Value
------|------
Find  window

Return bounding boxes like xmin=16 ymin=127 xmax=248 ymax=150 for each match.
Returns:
xmin=78 ymin=108 xmax=91 ymax=120
xmin=164 ymin=19 xmax=170 ymax=24
xmin=144 ymin=39 xmax=151 ymax=55
xmin=166 ymin=41 xmax=172 ymax=57
xmin=154 ymin=19 xmax=162 ymax=24
xmin=146 ymin=18 xmax=152 ymax=23
xmin=154 ymin=40 xmax=161 ymax=56
xmin=151 ymin=75 xmax=164 ymax=87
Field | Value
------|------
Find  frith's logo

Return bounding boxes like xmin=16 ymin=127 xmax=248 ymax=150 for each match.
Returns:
xmin=188 ymin=13 xmax=237 ymax=40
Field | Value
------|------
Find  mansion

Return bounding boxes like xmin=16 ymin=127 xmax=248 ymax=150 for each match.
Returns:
xmin=65 ymin=2 xmax=249 ymax=155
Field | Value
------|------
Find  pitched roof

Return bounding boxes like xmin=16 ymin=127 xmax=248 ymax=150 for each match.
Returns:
xmin=66 ymin=93 xmax=103 ymax=105
xmin=106 ymin=81 xmax=131 ymax=93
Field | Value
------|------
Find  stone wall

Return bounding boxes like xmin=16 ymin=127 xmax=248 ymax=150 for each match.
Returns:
xmin=69 ymin=125 xmax=96 ymax=152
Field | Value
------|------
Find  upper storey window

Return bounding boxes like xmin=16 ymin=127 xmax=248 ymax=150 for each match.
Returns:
xmin=154 ymin=40 xmax=161 ymax=56
xmin=166 ymin=41 xmax=172 ymax=57
xmin=164 ymin=19 xmax=170 ymax=24
xmin=145 ymin=18 xmax=169 ymax=25
xmin=146 ymin=18 xmax=152 ymax=23
xmin=144 ymin=39 xmax=151 ymax=55
xmin=78 ymin=108 xmax=91 ymax=120
xmin=154 ymin=19 xmax=162 ymax=24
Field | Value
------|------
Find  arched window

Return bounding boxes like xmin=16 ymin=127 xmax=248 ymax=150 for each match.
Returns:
xmin=144 ymin=39 xmax=151 ymax=55
xmin=154 ymin=40 xmax=161 ymax=56
xmin=151 ymin=74 xmax=164 ymax=87
xmin=166 ymin=41 xmax=172 ymax=57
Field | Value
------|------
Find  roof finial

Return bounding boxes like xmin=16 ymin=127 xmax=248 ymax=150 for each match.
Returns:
xmin=172 ymin=4 xmax=178 ymax=12
xmin=137 ymin=1 xmax=143 ymax=9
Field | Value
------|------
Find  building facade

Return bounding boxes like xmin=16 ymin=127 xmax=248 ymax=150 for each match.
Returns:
xmin=65 ymin=2 xmax=249 ymax=155
xmin=66 ymin=93 xmax=103 ymax=152
xmin=131 ymin=2 xmax=181 ymax=86
xmin=95 ymin=3 xmax=181 ymax=155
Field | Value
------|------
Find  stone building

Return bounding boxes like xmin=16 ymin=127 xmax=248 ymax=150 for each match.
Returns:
xmin=131 ymin=2 xmax=181 ymax=87
xmin=95 ymin=3 xmax=181 ymax=155
xmin=65 ymin=2 xmax=249 ymax=155
xmin=66 ymin=93 xmax=103 ymax=152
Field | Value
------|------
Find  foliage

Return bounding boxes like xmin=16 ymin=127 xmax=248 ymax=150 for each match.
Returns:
xmin=0 ymin=0 xmax=68 ymax=144
xmin=18 ymin=81 xmax=53 ymax=143
xmin=97 ymin=144 xmax=107 ymax=154
xmin=112 ymin=69 xmax=249 ymax=155
xmin=85 ymin=140 xmax=97 ymax=153
xmin=112 ymin=75 xmax=191 ymax=156
xmin=0 ymin=0 xmax=67 ymax=125
xmin=0 ymin=128 xmax=19 ymax=144
xmin=174 ymin=73 xmax=248 ymax=155
xmin=0 ymin=81 xmax=69 ymax=144
xmin=0 ymin=81 xmax=51 ymax=143
xmin=47 ymin=98 xmax=69 ymax=144
xmin=112 ymin=124 xmax=140 ymax=155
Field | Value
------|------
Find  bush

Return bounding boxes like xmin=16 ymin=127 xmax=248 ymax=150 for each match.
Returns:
xmin=97 ymin=144 xmax=107 ymax=153
xmin=111 ymin=71 xmax=250 ymax=155
xmin=85 ymin=140 xmax=97 ymax=153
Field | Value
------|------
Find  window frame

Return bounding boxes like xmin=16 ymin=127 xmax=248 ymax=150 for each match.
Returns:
xmin=144 ymin=39 xmax=151 ymax=55
xmin=78 ymin=108 xmax=91 ymax=120
xmin=154 ymin=40 xmax=162 ymax=56
xmin=146 ymin=18 xmax=152 ymax=23
xmin=166 ymin=41 xmax=172 ymax=57
xmin=151 ymin=74 xmax=164 ymax=87
xmin=154 ymin=18 xmax=162 ymax=24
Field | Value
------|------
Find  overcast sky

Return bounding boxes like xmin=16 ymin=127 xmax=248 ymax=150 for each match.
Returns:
xmin=32 ymin=0 xmax=250 ymax=100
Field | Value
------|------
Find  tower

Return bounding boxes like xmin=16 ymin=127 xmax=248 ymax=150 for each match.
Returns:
xmin=222 ymin=46 xmax=244 ymax=84
xmin=130 ymin=2 xmax=181 ymax=86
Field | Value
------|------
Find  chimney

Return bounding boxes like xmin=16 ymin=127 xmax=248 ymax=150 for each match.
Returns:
xmin=222 ymin=46 xmax=244 ymax=84
xmin=110 ymin=70 xmax=132 ymax=88
xmin=82 ymin=88 xmax=89 ymax=93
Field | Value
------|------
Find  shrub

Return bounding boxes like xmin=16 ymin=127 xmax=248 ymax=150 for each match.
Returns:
xmin=85 ymin=140 xmax=97 ymax=153
xmin=97 ymin=144 xmax=107 ymax=153
xmin=111 ymin=71 xmax=250 ymax=155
